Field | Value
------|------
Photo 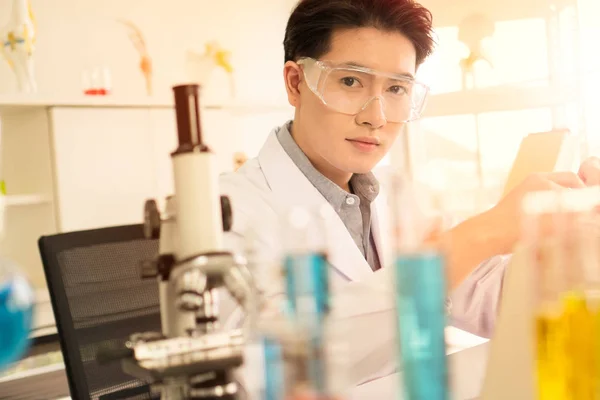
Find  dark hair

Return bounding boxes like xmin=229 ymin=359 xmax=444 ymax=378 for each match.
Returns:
xmin=283 ymin=0 xmax=435 ymax=66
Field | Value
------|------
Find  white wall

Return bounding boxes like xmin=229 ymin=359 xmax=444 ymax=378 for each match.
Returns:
xmin=0 ymin=0 xmax=298 ymax=174
xmin=0 ymin=0 xmax=300 ymax=297
xmin=418 ymin=0 xmax=563 ymax=27
xmin=0 ymin=0 xmax=297 ymax=105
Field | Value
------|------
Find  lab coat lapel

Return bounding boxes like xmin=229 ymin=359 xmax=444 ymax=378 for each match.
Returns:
xmin=370 ymin=165 xmax=402 ymax=270
xmin=371 ymin=191 xmax=393 ymax=270
xmin=257 ymin=130 xmax=374 ymax=282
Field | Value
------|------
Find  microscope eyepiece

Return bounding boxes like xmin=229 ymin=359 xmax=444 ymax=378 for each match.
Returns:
xmin=172 ymin=84 xmax=210 ymax=154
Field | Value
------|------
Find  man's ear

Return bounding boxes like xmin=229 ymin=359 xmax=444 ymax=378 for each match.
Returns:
xmin=283 ymin=61 xmax=302 ymax=107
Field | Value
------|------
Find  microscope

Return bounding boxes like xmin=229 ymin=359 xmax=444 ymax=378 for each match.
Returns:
xmin=107 ymin=84 xmax=256 ymax=400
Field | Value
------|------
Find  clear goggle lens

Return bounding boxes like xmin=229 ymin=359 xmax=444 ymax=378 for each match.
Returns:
xmin=298 ymin=58 xmax=429 ymax=123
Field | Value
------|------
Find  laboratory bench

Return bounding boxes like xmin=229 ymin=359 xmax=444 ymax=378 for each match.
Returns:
xmin=0 ymin=338 xmax=490 ymax=400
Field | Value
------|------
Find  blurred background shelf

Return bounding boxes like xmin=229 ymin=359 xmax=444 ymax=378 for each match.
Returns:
xmin=3 ymin=194 xmax=53 ymax=207
xmin=0 ymin=94 xmax=293 ymax=115
xmin=0 ymin=93 xmax=173 ymax=110
xmin=424 ymin=85 xmax=579 ymax=118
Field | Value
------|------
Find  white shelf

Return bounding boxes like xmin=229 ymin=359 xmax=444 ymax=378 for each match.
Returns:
xmin=0 ymin=362 xmax=64 ymax=384
xmin=2 ymin=194 xmax=52 ymax=207
xmin=0 ymin=93 xmax=293 ymax=115
xmin=0 ymin=93 xmax=173 ymax=112
xmin=424 ymin=85 xmax=578 ymax=118
xmin=203 ymin=102 xmax=293 ymax=114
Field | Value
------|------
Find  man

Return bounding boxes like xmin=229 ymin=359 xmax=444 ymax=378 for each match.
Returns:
xmin=219 ymin=0 xmax=600 ymax=391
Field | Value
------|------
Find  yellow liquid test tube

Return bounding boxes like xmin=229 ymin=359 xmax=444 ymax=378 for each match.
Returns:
xmin=536 ymin=304 xmax=568 ymax=400
xmin=536 ymin=291 xmax=596 ymax=400
xmin=562 ymin=292 xmax=595 ymax=400
xmin=595 ymin=306 xmax=600 ymax=399
xmin=523 ymin=188 xmax=600 ymax=400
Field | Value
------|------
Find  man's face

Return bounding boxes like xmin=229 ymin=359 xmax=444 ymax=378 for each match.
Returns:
xmin=286 ymin=27 xmax=418 ymax=176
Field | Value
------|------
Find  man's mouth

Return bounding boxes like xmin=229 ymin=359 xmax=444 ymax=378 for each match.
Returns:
xmin=346 ymin=136 xmax=380 ymax=145
xmin=346 ymin=137 xmax=381 ymax=152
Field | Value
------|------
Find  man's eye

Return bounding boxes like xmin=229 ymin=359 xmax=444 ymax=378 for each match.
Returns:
xmin=389 ymin=85 xmax=408 ymax=95
xmin=341 ymin=77 xmax=359 ymax=87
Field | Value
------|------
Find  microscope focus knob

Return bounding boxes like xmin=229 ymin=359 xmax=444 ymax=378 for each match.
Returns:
xmin=144 ymin=199 xmax=161 ymax=239
xmin=221 ymin=195 xmax=232 ymax=232
xmin=139 ymin=260 xmax=158 ymax=279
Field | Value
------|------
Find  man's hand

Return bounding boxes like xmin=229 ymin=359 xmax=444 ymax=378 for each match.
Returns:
xmin=439 ymin=172 xmax=586 ymax=288
xmin=441 ymin=158 xmax=600 ymax=289
xmin=488 ymin=157 xmax=600 ymax=253
xmin=578 ymin=156 xmax=600 ymax=186
xmin=484 ymin=172 xmax=585 ymax=255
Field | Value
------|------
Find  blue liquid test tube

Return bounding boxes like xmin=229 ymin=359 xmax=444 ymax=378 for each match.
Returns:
xmin=243 ymin=228 xmax=287 ymax=400
xmin=263 ymin=337 xmax=285 ymax=400
xmin=395 ymin=251 xmax=449 ymax=400
xmin=282 ymin=206 xmax=332 ymax=397
xmin=388 ymin=177 xmax=450 ymax=400
xmin=284 ymin=251 xmax=330 ymax=394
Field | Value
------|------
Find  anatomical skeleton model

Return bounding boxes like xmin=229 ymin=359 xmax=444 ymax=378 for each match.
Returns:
xmin=0 ymin=0 xmax=37 ymax=93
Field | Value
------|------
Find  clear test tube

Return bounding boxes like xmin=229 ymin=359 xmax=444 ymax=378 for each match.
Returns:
xmin=240 ymin=225 xmax=286 ymax=400
xmin=242 ymin=209 xmax=336 ymax=400
xmin=561 ymin=188 xmax=600 ymax=400
xmin=576 ymin=199 xmax=600 ymax=399
xmin=523 ymin=189 xmax=570 ymax=400
xmin=243 ymin=330 xmax=286 ymax=400
xmin=281 ymin=205 xmax=342 ymax=400
xmin=522 ymin=188 xmax=600 ymax=400
xmin=387 ymin=174 xmax=450 ymax=400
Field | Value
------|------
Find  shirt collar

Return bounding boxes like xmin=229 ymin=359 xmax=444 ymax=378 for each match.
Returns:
xmin=276 ymin=121 xmax=380 ymax=211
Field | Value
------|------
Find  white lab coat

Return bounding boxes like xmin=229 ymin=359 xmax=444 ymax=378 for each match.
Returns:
xmin=218 ymin=126 xmax=510 ymax=388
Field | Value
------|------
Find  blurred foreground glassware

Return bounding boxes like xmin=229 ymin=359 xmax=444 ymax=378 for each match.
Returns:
xmin=0 ymin=257 xmax=34 ymax=370
xmin=522 ymin=188 xmax=600 ymax=400
xmin=281 ymin=206 xmax=346 ymax=400
xmin=243 ymin=205 xmax=346 ymax=400
xmin=385 ymin=172 xmax=451 ymax=400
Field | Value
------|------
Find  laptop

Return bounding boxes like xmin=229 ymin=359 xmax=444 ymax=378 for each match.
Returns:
xmin=502 ymin=129 xmax=578 ymax=198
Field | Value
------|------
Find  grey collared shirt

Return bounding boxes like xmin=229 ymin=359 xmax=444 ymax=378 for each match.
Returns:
xmin=277 ymin=122 xmax=381 ymax=271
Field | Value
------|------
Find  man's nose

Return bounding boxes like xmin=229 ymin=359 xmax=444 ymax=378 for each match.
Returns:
xmin=355 ymin=97 xmax=386 ymax=129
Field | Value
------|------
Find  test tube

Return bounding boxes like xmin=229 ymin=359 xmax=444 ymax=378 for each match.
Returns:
xmin=388 ymin=175 xmax=450 ymax=400
xmin=242 ymin=227 xmax=287 ymax=400
xmin=523 ymin=188 xmax=600 ymax=400
xmin=243 ymin=323 xmax=287 ymax=400
xmin=244 ymin=331 xmax=286 ymax=400
xmin=281 ymin=205 xmax=337 ymax=399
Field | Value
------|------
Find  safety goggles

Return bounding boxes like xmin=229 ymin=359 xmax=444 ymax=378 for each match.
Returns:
xmin=297 ymin=57 xmax=429 ymax=123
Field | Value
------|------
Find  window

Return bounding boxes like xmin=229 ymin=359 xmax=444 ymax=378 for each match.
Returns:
xmin=478 ymin=18 xmax=550 ymax=88
xmin=403 ymin=2 xmax=591 ymax=218
xmin=417 ymin=27 xmax=467 ymax=94
xmin=409 ymin=115 xmax=479 ymax=191
xmin=478 ymin=108 xmax=554 ymax=187
xmin=417 ymin=19 xmax=550 ymax=93
xmin=579 ymin=0 xmax=600 ymax=150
